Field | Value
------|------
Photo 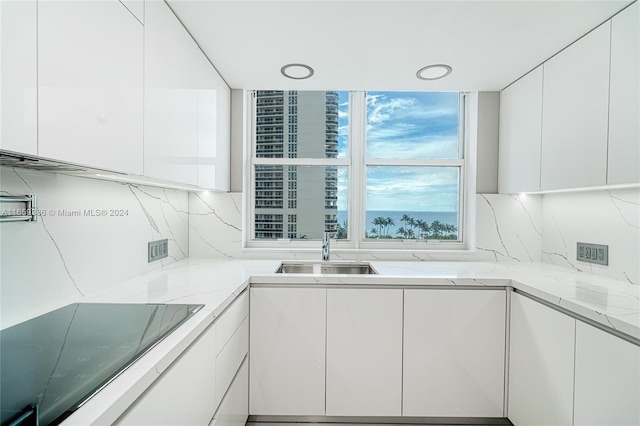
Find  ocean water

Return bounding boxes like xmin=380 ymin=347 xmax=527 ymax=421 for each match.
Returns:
xmin=337 ymin=210 xmax=458 ymax=234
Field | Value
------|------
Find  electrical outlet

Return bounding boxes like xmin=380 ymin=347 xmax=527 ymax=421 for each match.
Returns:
xmin=577 ymin=242 xmax=608 ymax=266
xmin=148 ymin=239 xmax=168 ymax=262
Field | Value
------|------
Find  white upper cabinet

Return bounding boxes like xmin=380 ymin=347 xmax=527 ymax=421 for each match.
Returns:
xmin=498 ymin=66 xmax=543 ymax=193
xmin=608 ymin=2 xmax=639 ymax=185
xmin=0 ymin=0 xmax=38 ymax=155
xmin=38 ymin=0 xmax=144 ymax=174
xmin=197 ymin=57 xmax=231 ymax=190
xmin=144 ymin=0 xmax=200 ymax=185
xmin=541 ymin=22 xmax=611 ymax=190
xmin=144 ymin=0 xmax=230 ymax=189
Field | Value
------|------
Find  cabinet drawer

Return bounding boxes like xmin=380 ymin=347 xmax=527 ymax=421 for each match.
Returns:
xmin=215 ymin=317 xmax=248 ymax=409
xmin=216 ymin=292 xmax=248 ymax=357
xmin=210 ymin=358 xmax=248 ymax=426
xmin=117 ymin=323 xmax=216 ymax=425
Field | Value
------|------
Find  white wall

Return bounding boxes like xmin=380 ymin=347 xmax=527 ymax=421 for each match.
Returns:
xmin=0 ymin=166 xmax=189 ymax=328
xmin=475 ymin=92 xmax=500 ymax=194
xmin=541 ymin=188 xmax=639 ymax=285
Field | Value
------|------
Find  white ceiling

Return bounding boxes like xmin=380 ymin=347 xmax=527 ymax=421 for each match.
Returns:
xmin=167 ymin=0 xmax=634 ymax=91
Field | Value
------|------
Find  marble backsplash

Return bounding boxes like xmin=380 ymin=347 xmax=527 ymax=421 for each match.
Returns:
xmin=0 ymin=167 xmax=189 ymax=327
xmin=541 ymin=188 xmax=639 ymax=285
xmin=188 ymin=192 xmax=544 ymax=263
xmin=188 ymin=189 xmax=639 ymax=286
xmin=2 ymin=166 xmax=635 ymax=329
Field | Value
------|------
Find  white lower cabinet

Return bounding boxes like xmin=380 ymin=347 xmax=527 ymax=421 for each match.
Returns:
xmin=116 ymin=323 xmax=217 ymax=425
xmin=118 ymin=292 xmax=248 ymax=425
xmin=403 ymin=289 xmax=506 ymax=417
xmin=215 ymin=318 xmax=249 ymax=409
xmin=573 ymin=321 xmax=640 ymax=426
xmin=508 ymin=293 xmax=575 ymax=426
xmin=211 ymin=358 xmax=249 ymax=426
xmin=326 ymin=288 xmax=403 ymax=416
xmin=249 ymin=287 xmax=326 ymax=415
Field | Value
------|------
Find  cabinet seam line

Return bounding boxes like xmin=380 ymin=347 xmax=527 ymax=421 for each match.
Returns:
xmin=401 ymin=289 xmax=405 ymax=416
xmin=539 ymin=66 xmax=544 ymax=191
xmin=36 ymin=0 xmax=39 ymax=154
xmin=572 ymin=320 xmax=577 ymax=425
xmin=324 ymin=288 xmax=328 ymax=416
xmin=605 ymin=21 xmax=613 ymax=184
xmin=503 ymin=287 xmax=511 ymax=418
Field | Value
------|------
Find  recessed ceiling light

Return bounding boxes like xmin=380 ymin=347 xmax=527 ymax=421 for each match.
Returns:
xmin=416 ymin=64 xmax=452 ymax=80
xmin=281 ymin=63 xmax=314 ymax=80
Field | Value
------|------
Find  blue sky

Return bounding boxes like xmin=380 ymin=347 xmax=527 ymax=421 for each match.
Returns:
xmin=335 ymin=91 xmax=460 ymax=213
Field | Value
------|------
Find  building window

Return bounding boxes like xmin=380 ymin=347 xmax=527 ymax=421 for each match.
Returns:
xmin=364 ymin=91 xmax=462 ymax=241
xmin=248 ymin=91 xmax=466 ymax=249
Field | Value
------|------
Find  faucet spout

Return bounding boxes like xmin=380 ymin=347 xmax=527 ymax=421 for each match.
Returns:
xmin=322 ymin=232 xmax=330 ymax=261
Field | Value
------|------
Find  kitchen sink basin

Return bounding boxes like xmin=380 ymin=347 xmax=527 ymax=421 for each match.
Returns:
xmin=276 ymin=261 xmax=378 ymax=275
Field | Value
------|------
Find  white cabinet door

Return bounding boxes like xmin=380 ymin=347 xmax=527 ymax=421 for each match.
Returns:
xmin=541 ymin=22 xmax=611 ymax=190
xmin=196 ymin=58 xmax=231 ymax=191
xmin=249 ymin=287 xmax=326 ymax=416
xmin=144 ymin=0 xmax=230 ymax=189
xmin=574 ymin=321 xmax=640 ymax=426
xmin=0 ymin=0 xmax=37 ymax=155
xmin=608 ymin=2 xmax=639 ymax=185
xmin=498 ymin=66 xmax=543 ymax=194
xmin=215 ymin=318 xmax=248 ymax=409
xmin=144 ymin=0 xmax=200 ymax=185
xmin=508 ymin=293 xmax=575 ymax=426
xmin=211 ymin=358 xmax=248 ymax=426
xmin=38 ymin=0 xmax=143 ymax=174
xmin=403 ymin=289 xmax=506 ymax=417
xmin=117 ymin=324 xmax=216 ymax=426
xmin=326 ymin=288 xmax=403 ymax=416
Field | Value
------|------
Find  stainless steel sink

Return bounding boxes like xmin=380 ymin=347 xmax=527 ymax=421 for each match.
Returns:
xmin=276 ymin=262 xmax=378 ymax=275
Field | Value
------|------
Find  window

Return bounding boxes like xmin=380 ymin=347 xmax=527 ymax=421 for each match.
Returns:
xmin=364 ymin=92 xmax=462 ymax=242
xmin=247 ymin=91 xmax=468 ymax=249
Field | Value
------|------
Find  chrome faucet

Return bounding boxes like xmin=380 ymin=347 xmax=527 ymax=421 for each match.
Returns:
xmin=322 ymin=232 xmax=330 ymax=261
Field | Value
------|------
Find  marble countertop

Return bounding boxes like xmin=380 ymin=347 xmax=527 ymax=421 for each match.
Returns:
xmin=63 ymin=258 xmax=640 ymax=425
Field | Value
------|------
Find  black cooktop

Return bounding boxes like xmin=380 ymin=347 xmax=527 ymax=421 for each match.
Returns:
xmin=0 ymin=302 xmax=203 ymax=426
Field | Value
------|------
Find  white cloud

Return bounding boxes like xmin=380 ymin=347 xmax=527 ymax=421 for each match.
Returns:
xmin=364 ymin=91 xmax=460 ymax=159
xmin=365 ymin=166 xmax=459 ymax=212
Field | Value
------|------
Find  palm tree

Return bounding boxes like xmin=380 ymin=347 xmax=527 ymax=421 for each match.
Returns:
xmin=415 ymin=219 xmax=429 ymax=239
xmin=372 ymin=216 xmax=385 ymax=237
xmin=397 ymin=227 xmax=416 ymax=239
xmin=396 ymin=226 xmax=407 ymax=238
xmin=336 ymin=220 xmax=348 ymax=239
xmin=431 ymin=220 xmax=444 ymax=238
xmin=382 ymin=217 xmax=395 ymax=237
xmin=444 ymin=223 xmax=456 ymax=235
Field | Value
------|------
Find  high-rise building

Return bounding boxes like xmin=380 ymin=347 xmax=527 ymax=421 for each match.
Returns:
xmin=254 ymin=90 xmax=339 ymax=240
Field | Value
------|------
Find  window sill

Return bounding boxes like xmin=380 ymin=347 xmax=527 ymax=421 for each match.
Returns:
xmin=240 ymin=245 xmax=480 ymax=261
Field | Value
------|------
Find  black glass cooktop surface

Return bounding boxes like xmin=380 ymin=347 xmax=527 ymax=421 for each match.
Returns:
xmin=0 ymin=302 xmax=203 ymax=426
